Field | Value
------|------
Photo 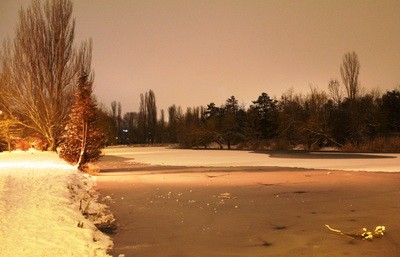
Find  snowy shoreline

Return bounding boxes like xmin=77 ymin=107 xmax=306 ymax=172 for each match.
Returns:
xmin=101 ymin=146 xmax=400 ymax=172
xmin=0 ymin=150 xmax=113 ymax=256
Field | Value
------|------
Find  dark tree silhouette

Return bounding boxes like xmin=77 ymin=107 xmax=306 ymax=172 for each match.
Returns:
xmin=166 ymin=105 xmax=178 ymax=143
xmin=146 ymin=90 xmax=157 ymax=143
xmin=248 ymin=92 xmax=279 ymax=140
xmin=136 ymin=90 xmax=157 ymax=143
xmin=341 ymin=51 xmax=360 ymax=101
xmin=380 ymin=89 xmax=400 ymax=133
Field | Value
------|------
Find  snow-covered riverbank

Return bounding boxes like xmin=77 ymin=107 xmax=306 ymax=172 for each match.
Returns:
xmin=0 ymin=150 xmax=113 ymax=256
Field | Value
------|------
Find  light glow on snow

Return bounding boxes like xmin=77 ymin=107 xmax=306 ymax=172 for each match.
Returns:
xmin=0 ymin=161 xmax=72 ymax=170
xmin=0 ymin=151 xmax=112 ymax=256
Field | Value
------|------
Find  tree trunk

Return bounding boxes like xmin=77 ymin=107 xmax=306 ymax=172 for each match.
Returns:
xmin=77 ymin=122 xmax=88 ymax=170
xmin=7 ymin=133 xmax=11 ymax=153
xmin=48 ymin=137 xmax=57 ymax=152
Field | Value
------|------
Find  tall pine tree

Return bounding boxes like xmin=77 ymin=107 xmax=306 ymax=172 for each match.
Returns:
xmin=59 ymin=72 xmax=104 ymax=170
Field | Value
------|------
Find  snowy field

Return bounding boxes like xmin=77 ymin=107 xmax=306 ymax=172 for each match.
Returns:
xmin=0 ymin=150 xmax=112 ymax=257
xmin=103 ymin=146 xmax=400 ymax=172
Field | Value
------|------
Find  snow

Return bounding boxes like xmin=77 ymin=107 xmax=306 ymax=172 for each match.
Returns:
xmin=103 ymin=147 xmax=400 ymax=172
xmin=2 ymin=147 xmax=395 ymax=255
xmin=0 ymin=150 xmax=113 ymax=257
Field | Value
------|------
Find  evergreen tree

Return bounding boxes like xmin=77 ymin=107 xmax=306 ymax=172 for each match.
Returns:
xmin=59 ymin=72 xmax=104 ymax=170
xmin=248 ymin=92 xmax=279 ymax=139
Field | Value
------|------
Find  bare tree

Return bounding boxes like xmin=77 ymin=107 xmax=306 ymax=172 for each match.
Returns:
xmin=328 ymin=79 xmax=343 ymax=106
xmin=340 ymin=51 xmax=360 ymax=101
xmin=111 ymin=101 xmax=117 ymax=121
xmin=0 ymin=0 xmax=91 ymax=150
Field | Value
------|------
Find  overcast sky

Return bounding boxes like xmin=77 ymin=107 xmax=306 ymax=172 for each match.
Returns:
xmin=1 ymin=0 xmax=400 ymax=114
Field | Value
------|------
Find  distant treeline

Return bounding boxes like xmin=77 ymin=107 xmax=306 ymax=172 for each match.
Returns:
xmin=99 ymin=85 xmax=400 ymax=152
xmin=97 ymin=52 xmax=400 ymax=152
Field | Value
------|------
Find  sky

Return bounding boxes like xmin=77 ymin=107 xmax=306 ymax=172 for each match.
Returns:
xmin=1 ymin=0 xmax=400 ymax=114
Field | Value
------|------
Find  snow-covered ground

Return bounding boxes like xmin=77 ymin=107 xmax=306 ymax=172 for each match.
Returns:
xmin=2 ymin=147 xmax=395 ymax=256
xmin=103 ymin=147 xmax=400 ymax=172
xmin=0 ymin=150 xmax=113 ymax=257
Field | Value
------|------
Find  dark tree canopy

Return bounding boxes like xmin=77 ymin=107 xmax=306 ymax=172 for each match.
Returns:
xmin=248 ymin=92 xmax=279 ymax=139
xmin=136 ymin=90 xmax=157 ymax=143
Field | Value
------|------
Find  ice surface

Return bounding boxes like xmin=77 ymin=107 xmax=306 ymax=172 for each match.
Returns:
xmin=103 ymin=147 xmax=400 ymax=172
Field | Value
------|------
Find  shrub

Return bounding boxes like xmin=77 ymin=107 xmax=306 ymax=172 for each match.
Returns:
xmin=14 ymin=139 xmax=30 ymax=151
xmin=360 ymin=136 xmax=400 ymax=152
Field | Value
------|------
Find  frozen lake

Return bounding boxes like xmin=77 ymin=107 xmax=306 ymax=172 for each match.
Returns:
xmin=97 ymin=147 xmax=400 ymax=256
xmin=102 ymin=147 xmax=400 ymax=172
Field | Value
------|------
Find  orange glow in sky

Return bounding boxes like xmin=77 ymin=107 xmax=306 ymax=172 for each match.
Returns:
xmin=1 ymin=0 xmax=399 ymax=113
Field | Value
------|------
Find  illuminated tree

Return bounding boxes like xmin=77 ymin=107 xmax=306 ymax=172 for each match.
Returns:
xmin=59 ymin=71 xmax=105 ymax=170
xmin=0 ymin=0 xmax=91 ymax=151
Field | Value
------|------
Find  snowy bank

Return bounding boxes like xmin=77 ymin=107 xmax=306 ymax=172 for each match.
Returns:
xmin=0 ymin=150 xmax=113 ymax=256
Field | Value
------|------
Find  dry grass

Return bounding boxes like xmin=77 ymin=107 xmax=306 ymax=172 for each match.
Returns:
xmin=343 ymin=136 xmax=400 ymax=153
xmin=361 ymin=136 xmax=400 ymax=152
xmin=81 ymin=162 xmax=100 ymax=175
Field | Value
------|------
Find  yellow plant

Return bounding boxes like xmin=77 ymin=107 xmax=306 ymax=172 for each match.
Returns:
xmin=325 ymin=225 xmax=386 ymax=240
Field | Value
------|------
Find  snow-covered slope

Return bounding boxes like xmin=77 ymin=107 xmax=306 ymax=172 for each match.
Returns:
xmin=0 ymin=150 xmax=112 ymax=257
